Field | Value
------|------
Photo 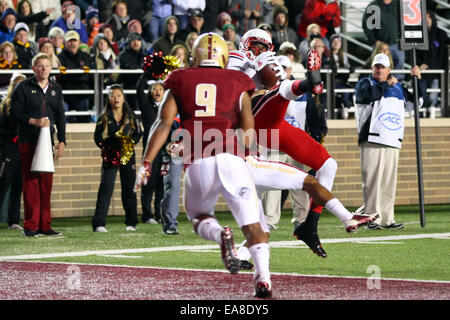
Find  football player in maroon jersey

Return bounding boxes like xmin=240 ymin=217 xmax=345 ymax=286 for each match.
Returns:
xmin=134 ymin=33 xmax=273 ymax=298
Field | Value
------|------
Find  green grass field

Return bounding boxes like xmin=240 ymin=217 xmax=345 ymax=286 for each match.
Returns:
xmin=1 ymin=204 xmax=449 ymax=282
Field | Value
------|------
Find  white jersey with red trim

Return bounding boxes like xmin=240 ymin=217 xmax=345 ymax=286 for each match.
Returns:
xmin=226 ymin=50 xmax=264 ymax=90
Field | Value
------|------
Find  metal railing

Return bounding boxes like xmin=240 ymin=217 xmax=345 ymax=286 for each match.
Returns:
xmin=1 ymin=67 xmax=448 ymax=120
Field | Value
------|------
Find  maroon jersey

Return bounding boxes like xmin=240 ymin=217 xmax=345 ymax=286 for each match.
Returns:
xmin=164 ymin=67 xmax=255 ymax=164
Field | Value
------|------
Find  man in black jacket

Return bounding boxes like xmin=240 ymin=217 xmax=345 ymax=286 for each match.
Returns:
xmin=57 ymin=30 xmax=93 ymax=123
xmin=119 ymin=32 xmax=147 ymax=110
xmin=10 ymin=53 xmax=66 ymax=237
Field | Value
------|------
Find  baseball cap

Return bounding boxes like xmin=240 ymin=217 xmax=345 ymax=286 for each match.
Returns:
xmin=189 ymin=8 xmax=203 ymax=18
xmin=65 ymin=30 xmax=80 ymax=42
xmin=14 ymin=22 xmax=29 ymax=34
xmin=371 ymin=53 xmax=390 ymax=68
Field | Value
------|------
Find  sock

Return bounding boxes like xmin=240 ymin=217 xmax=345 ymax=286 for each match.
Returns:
xmin=196 ymin=217 xmax=223 ymax=245
xmin=309 ymin=199 xmax=324 ymax=214
xmin=248 ymin=243 xmax=270 ymax=280
xmin=236 ymin=240 xmax=251 ymax=261
xmin=325 ymin=198 xmax=353 ymax=222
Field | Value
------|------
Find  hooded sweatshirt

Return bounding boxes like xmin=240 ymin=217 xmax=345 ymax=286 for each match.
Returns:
xmin=151 ymin=16 xmax=185 ymax=56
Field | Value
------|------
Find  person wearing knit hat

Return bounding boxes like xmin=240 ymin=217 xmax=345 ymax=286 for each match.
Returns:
xmin=86 ymin=6 xmax=100 ymax=47
xmin=91 ymin=33 xmax=119 ymax=85
xmin=0 ymin=8 xmax=17 ymax=43
xmin=271 ymin=5 xmax=298 ymax=52
xmin=222 ymin=23 xmax=240 ymax=50
xmin=13 ymin=21 xmax=37 ymax=69
xmin=99 ymin=23 xmax=119 ymax=55
xmin=214 ymin=11 xmax=232 ymax=36
xmin=127 ymin=19 xmax=151 ymax=52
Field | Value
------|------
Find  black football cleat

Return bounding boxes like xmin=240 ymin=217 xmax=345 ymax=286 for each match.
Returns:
xmin=293 ymin=210 xmax=327 ymax=258
xmin=239 ymin=259 xmax=254 ymax=270
xmin=220 ymin=226 xmax=240 ymax=274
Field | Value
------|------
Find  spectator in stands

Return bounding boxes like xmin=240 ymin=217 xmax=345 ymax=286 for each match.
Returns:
xmin=86 ymin=6 xmax=100 ymax=48
xmin=127 ymin=19 xmax=151 ymax=52
xmin=297 ymin=0 xmax=341 ymax=41
xmin=57 ymin=30 xmax=93 ymax=123
xmin=362 ymin=0 xmax=405 ymax=80
xmin=214 ymin=11 xmax=232 ymax=36
xmin=106 ymin=0 xmax=130 ymax=46
xmin=364 ymin=41 xmax=394 ymax=69
xmin=124 ymin=0 xmax=150 ymax=23
xmin=91 ymin=33 xmax=120 ymax=85
xmin=99 ymin=23 xmax=119 ymax=55
xmin=12 ymin=22 xmax=36 ymax=70
xmin=16 ymin=0 xmax=53 ymax=42
xmin=172 ymin=0 xmax=205 ymax=30
xmin=178 ymin=8 xmax=207 ymax=42
xmin=92 ymin=84 xmax=142 ymax=233
xmin=222 ymin=23 xmax=240 ymax=50
xmin=258 ymin=22 xmax=273 ymax=38
xmin=278 ymin=40 xmax=305 ymax=79
xmin=0 ymin=72 xmax=26 ymax=231
xmin=270 ymin=5 xmax=298 ymax=52
xmin=306 ymin=37 xmax=335 ymax=110
xmin=136 ymin=74 xmax=164 ymax=225
xmin=202 ymin=0 xmax=230 ymax=32
xmin=38 ymin=37 xmax=61 ymax=69
xmin=229 ymin=0 xmax=267 ymax=35
xmin=118 ymin=32 xmax=146 ymax=110
xmin=149 ymin=0 xmax=173 ymax=42
xmin=151 ymin=16 xmax=184 ymax=56
xmin=48 ymin=26 xmax=65 ymax=55
xmin=298 ymin=23 xmax=329 ymax=61
xmin=329 ymin=33 xmax=353 ymax=120
xmin=50 ymin=1 xmax=88 ymax=44
xmin=98 ymin=0 xmax=114 ymax=23
xmin=284 ymin=0 xmax=307 ymax=31
xmin=0 ymin=1 xmax=11 ymax=14
xmin=184 ymin=31 xmax=198 ymax=54
xmin=170 ymin=44 xmax=189 ymax=68
xmin=0 ymin=8 xmax=17 ymax=44
xmin=355 ymin=54 xmax=426 ymax=230
xmin=417 ymin=11 xmax=450 ymax=119
xmin=30 ymin=0 xmax=61 ymax=37
xmin=0 ymin=41 xmax=21 ymax=89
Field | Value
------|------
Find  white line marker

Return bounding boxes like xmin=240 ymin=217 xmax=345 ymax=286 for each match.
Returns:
xmin=0 ymin=232 xmax=448 ymax=261
xmin=97 ymin=254 xmax=143 ymax=259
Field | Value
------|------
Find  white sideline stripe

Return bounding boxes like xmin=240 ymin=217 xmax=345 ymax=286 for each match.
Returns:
xmin=98 ymin=254 xmax=143 ymax=259
xmin=2 ymin=260 xmax=450 ymax=285
xmin=0 ymin=232 xmax=449 ymax=261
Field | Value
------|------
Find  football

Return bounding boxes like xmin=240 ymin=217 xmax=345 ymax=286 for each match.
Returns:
xmin=257 ymin=63 xmax=280 ymax=89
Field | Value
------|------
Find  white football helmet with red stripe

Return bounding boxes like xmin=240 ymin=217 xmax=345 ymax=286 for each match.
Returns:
xmin=239 ymin=29 xmax=274 ymax=60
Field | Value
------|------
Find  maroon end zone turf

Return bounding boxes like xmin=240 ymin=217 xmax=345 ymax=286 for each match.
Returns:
xmin=0 ymin=261 xmax=449 ymax=300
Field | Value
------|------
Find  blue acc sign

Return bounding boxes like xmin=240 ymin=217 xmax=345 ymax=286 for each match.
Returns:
xmin=378 ymin=112 xmax=402 ymax=131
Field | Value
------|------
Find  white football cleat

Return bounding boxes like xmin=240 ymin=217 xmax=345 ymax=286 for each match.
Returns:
xmin=343 ymin=213 xmax=379 ymax=233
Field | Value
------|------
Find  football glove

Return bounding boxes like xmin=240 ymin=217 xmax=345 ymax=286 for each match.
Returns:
xmin=134 ymin=160 xmax=152 ymax=192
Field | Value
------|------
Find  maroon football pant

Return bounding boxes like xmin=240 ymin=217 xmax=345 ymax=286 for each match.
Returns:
xmin=19 ymin=142 xmax=53 ymax=232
